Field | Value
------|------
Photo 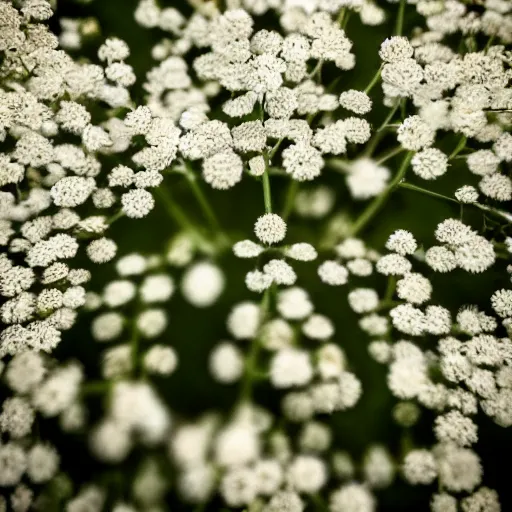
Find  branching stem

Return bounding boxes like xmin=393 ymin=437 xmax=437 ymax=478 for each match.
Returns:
xmin=449 ymin=136 xmax=467 ymax=160
xmin=349 ymin=151 xmax=413 ymax=237
xmin=398 ymin=182 xmax=512 ymax=223
xmin=185 ymin=171 xmax=223 ymax=233
xmin=364 ymin=65 xmax=383 ymax=94
xmin=155 ymin=186 xmax=215 ymax=254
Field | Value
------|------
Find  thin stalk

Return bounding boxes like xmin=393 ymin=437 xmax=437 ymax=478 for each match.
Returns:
xmin=364 ymin=65 xmax=383 ymax=94
xmin=156 ymin=186 xmax=197 ymax=231
xmin=268 ymin=139 xmax=284 ymax=162
xmin=398 ymin=182 xmax=458 ymax=204
xmin=130 ymin=320 xmax=140 ymax=375
xmin=378 ymin=101 xmax=401 ymax=131
xmin=185 ymin=172 xmax=223 ymax=233
xmin=341 ymin=10 xmax=352 ymax=30
xmin=81 ymin=381 xmax=111 ymax=396
xmin=398 ymin=182 xmax=512 ymax=222
xmin=155 ymin=187 xmax=214 ymax=254
xmin=349 ymin=151 xmax=413 ymax=237
xmin=328 ymin=159 xmax=351 ymax=173
xmin=262 ymin=171 xmax=273 ymax=214
xmin=400 ymin=97 xmax=407 ymax=120
xmin=262 ymin=154 xmax=273 ymax=214
xmin=281 ymin=179 xmax=299 ymax=220
xmin=376 ymin=146 xmax=405 ymax=165
xmin=107 ymin=210 xmax=125 ymax=225
xmin=363 ymin=101 xmax=401 ymax=157
xmin=474 ymin=204 xmax=512 ymax=223
xmin=384 ymin=276 xmax=397 ymax=302
xmin=449 ymin=136 xmax=467 ymax=160
xmin=337 ymin=7 xmax=346 ymax=25
xmin=484 ymin=35 xmax=495 ymax=53
xmin=309 ymin=59 xmax=324 ymax=80
xmin=239 ymin=288 xmax=272 ymax=402
xmin=395 ymin=0 xmax=407 ymax=35
xmin=377 ymin=300 xmax=402 ymax=311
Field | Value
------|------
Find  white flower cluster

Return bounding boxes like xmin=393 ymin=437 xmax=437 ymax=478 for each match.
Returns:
xmin=344 ymin=227 xmax=512 ymax=508
xmin=318 ymin=237 xmax=379 ymax=286
xmin=1 ymin=0 xmax=511 ymax=510
xmin=0 ymin=2 xmax=187 ymax=368
xmin=167 ymin=403 xmax=389 ymax=510
xmin=137 ymin=7 xmax=376 ymax=190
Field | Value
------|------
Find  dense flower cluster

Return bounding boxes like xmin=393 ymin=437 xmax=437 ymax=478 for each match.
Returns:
xmin=0 ymin=0 xmax=511 ymax=510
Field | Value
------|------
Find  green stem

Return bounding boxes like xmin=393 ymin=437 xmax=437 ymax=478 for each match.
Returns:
xmin=349 ymin=151 xmax=413 ymax=237
xmin=310 ymin=493 xmax=328 ymax=511
xmin=309 ymin=60 xmax=324 ymax=81
xmin=473 ymin=204 xmax=512 ymax=223
xmin=328 ymin=159 xmax=351 ymax=173
xmin=364 ymin=65 xmax=383 ymax=94
xmin=262 ymin=160 xmax=273 ymax=214
xmin=239 ymin=288 xmax=272 ymax=402
xmin=337 ymin=7 xmax=346 ymax=25
xmin=268 ymin=139 xmax=284 ymax=162
xmin=81 ymin=381 xmax=111 ymax=396
xmin=130 ymin=320 xmax=140 ymax=375
xmin=185 ymin=172 xmax=223 ymax=233
xmin=400 ymin=182 xmax=512 ymax=223
xmin=484 ymin=35 xmax=495 ymax=53
xmin=107 ymin=210 xmax=125 ymax=225
xmin=378 ymin=101 xmax=401 ymax=132
xmin=376 ymin=146 xmax=405 ymax=165
xmin=364 ymin=101 xmax=401 ymax=157
xmin=281 ymin=180 xmax=299 ymax=220
xmin=398 ymin=182 xmax=458 ymax=204
xmin=384 ymin=276 xmax=397 ymax=302
xmin=449 ymin=136 xmax=467 ymax=160
xmin=341 ymin=10 xmax=352 ymax=30
xmin=395 ymin=0 xmax=407 ymax=35
xmin=400 ymin=97 xmax=407 ymax=121
xmin=155 ymin=187 xmax=214 ymax=254
xmin=377 ymin=300 xmax=403 ymax=311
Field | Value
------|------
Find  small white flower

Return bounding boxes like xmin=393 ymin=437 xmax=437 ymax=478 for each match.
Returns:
xmin=254 ymin=214 xmax=287 ymax=245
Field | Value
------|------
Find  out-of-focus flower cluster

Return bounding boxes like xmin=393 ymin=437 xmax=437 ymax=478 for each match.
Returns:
xmin=0 ymin=0 xmax=511 ymax=510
